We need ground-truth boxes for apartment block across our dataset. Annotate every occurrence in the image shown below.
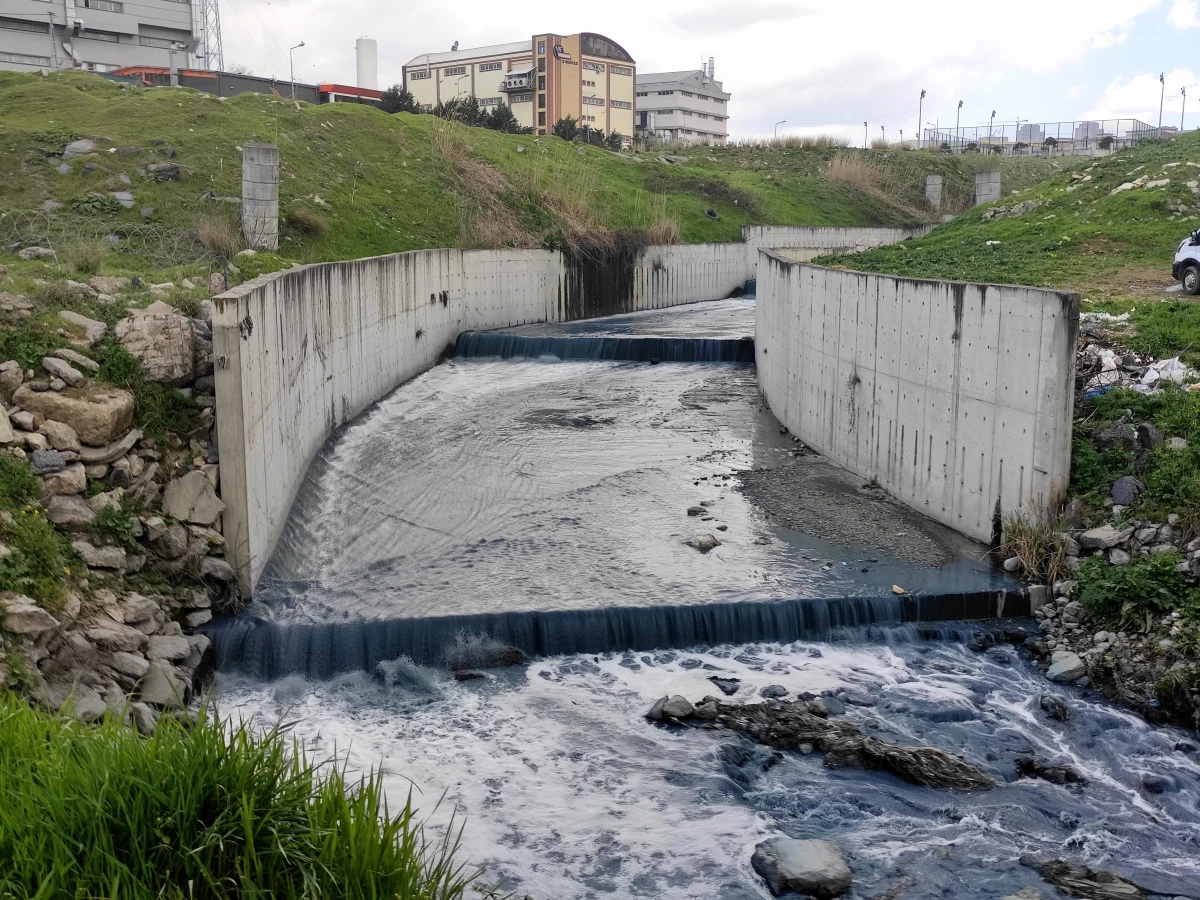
[0,0,200,73]
[635,68,730,145]
[403,32,636,138]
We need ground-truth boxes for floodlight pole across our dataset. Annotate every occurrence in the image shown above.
[289,41,305,100]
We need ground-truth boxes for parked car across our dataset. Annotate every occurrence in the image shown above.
[1173,230,1200,295]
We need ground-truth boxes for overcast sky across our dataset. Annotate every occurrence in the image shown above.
[221,0,1200,140]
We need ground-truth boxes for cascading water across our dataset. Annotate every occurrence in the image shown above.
[212,297,1200,898]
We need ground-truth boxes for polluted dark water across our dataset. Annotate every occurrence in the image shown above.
[214,298,1200,898]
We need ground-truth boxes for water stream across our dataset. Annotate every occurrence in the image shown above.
[213,298,1200,898]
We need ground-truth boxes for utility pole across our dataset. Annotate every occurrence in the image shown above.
[1183,86,1188,132]
[918,89,925,149]
[289,41,305,100]
[956,100,963,152]
[880,124,885,146]
[863,121,867,149]
[989,110,996,147]
[774,119,786,138]
[46,12,58,71]
[1159,73,1166,130]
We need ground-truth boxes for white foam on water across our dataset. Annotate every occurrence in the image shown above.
[216,637,1200,899]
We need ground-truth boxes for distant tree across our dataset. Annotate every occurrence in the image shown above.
[485,104,531,134]
[1014,141,1029,152]
[1098,135,1115,150]
[434,96,485,127]
[605,130,625,152]
[1044,136,1059,148]
[553,116,579,141]
[964,141,979,153]
[226,63,251,76]
[380,84,419,114]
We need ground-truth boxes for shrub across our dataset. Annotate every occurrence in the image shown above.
[647,217,681,245]
[91,341,195,439]
[92,502,139,552]
[1072,552,1196,632]
[70,193,122,216]
[0,456,41,508]
[1001,512,1068,583]
[0,327,64,372]
[0,506,73,605]
[194,215,242,258]
[553,115,579,141]
[0,695,477,900]
[285,205,330,237]
[62,241,108,276]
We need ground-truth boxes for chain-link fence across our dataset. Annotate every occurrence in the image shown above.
[0,209,215,269]
[920,118,1164,156]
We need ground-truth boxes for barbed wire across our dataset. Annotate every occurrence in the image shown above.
[0,210,216,269]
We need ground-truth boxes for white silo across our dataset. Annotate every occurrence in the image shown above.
[356,37,378,90]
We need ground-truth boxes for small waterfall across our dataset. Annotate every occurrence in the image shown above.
[455,332,756,363]
[208,589,1026,680]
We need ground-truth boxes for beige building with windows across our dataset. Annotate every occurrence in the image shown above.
[635,67,730,145]
[403,32,636,138]
[0,0,201,73]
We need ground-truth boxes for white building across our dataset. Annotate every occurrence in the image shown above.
[635,65,729,145]
[0,0,201,73]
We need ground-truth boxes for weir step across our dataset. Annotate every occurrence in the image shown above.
[455,332,756,363]
[208,590,1028,680]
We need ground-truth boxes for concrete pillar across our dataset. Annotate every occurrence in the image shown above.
[925,174,943,210]
[974,169,1001,206]
[241,143,279,251]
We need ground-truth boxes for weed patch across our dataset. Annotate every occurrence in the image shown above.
[0,506,74,605]
[1072,552,1198,633]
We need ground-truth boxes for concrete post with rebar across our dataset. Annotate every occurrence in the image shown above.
[241,143,279,251]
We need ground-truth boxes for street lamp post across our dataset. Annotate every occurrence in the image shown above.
[989,110,996,148]
[289,41,305,100]
[863,121,867,149]
[1183,86,1188,132]
[880,124,885,146]
[774,119,786,138]
[955,100,963,152]
[917,89,925,149]
[1159,73,1166,130]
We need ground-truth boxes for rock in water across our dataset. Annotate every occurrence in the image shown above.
[680,697,993,789]
[1020,855,1148,899]
[1039,694,1070,722]
[688,532,721,552]
[1046,652,1086,682]
[660,695,694,719]
[707,675,740,696]
[751,837,852,899]
[1015,756,1085,785]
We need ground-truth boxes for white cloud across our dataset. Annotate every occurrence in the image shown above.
[1168,0,1200,28]
[1086,68,1200,124]
[1091,31,1128,48]
[219,0,1165,136]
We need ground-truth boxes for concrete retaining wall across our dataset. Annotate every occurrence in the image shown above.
[742,225,932,262]
[754,252,1078,545]
[214,242,750,596]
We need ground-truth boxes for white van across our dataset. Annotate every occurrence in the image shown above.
[1173,230,1200,294]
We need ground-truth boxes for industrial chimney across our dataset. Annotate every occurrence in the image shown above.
[356,37,378,90]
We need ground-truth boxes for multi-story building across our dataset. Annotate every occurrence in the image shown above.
[0,0,201,73]
[403,32,636,138]
[635,66,730,145]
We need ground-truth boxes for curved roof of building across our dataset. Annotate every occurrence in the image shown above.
[404,41,530,68]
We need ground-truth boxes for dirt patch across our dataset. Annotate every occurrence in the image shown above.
[738,461,970,567]
[1067,263,1176,300]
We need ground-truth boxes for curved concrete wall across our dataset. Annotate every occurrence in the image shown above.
[754,252,1078,545]
[213,243,752,596]
[742,225,932,261]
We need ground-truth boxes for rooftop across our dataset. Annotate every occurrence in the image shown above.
[404,40,531,69]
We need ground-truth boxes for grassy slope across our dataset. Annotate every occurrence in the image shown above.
[0,71,933,271]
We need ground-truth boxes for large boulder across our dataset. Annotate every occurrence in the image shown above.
[13,383,135,446]
[1078,524,1133,551]
[162,470,225,526]
[751,838,853,899]
[115,301,196,385]
[46,494,96,528]
[57,311,107,347]
[1046,651,1086,683]
[0,594,60,636]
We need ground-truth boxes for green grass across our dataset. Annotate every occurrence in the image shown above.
[0,693,478,900]
[0,456,74,605]
[1072,552,1198,633]
[817,131,1200,300]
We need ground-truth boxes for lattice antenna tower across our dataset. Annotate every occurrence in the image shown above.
[198,0,224,71]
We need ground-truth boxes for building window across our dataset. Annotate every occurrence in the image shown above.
[479,62,502,72]
[81,29,120,42]
[583,96,605,106]
[538,41,545,54]
[537,93,545,108]
[138,36,173,48]
[682,110,693,116]
[0,17,50,33]
[84,0,124,10]
[420,104,434,112]
[610,65,632,76]
[610,100,631,109]
[583,61,605,72]
[538,112,546,126]
[636,92,648,97]
[479,97,502,106]
[657,90,673,95]
[0,50,51,65]
[537,75,545,90]
[444,66,465,76]
[681,91,693,97]
[537,58,545,72]
[510,92,532,103]
[581,34,632,62]
[409,70,430,80]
